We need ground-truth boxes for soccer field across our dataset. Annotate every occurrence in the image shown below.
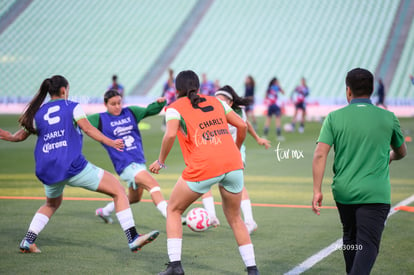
[0,114,413,274]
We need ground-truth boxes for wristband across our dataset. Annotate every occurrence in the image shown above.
[157,160,167,169]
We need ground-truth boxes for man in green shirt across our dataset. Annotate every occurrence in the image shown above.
[312,68,407,275]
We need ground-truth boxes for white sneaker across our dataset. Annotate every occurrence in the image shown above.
[96,208,113,224]
[245,221,258,234]
[298,126,304,133]
[209,216,220,228]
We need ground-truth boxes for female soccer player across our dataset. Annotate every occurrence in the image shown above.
[290,77,310,133]
[0,76,159,253]
[149,70,259,275]
[263,77,285,140]
[201,85,271,234]
[89,89,173,223]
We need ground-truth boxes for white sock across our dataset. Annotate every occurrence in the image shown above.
[115,208,135,231]
[241,199,254,223]
[239,243,256,267]
[156,200,168,218]
[29,213,49,234]
[167,238,182,262]
[202,196,217,218]
[102,201,115,216]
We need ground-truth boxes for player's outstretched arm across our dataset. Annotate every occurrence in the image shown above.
[247,120,270,149]
[149,119,179,174]
[77,118,124,151]
[312,142,331,215]
[0,128,30,142]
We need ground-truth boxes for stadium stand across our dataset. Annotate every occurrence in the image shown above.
[0,0,412,108]
[0,0,197,102]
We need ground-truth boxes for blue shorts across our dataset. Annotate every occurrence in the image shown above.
[245,104,254,112]
[120,162,147,190]
[44,162,104,198]
[186,169,244,194]
[295,102,306,110]
[267,104,281,117]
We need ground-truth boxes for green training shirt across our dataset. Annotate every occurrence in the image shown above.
[317,98,405,204]
[87,101,165,128]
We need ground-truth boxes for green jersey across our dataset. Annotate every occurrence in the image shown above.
[317,99,404,204]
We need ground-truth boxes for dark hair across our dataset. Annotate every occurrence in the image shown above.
[345,68,373,97]
[104,89,122,103]
[216,85,251,111]
[175,70,200,104]
[246,75,255,87]
[18,75,68,135]
[266,77,277,95]
[112,75,118,82]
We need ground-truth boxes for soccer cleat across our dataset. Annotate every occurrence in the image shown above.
[298,126,304,133]
[245,221,258,235]
[96,208,113,224]
[19,239,41,253]
[246,265,260,275]
[158,261,185,275]
[277,135,285,141]
[209,216,220,228]
[129,230,159,252]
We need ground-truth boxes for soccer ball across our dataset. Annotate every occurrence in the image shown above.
[186,207,210,232]
[283,123,294,133]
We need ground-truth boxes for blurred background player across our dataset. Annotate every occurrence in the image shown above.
[202,85,271,234]
[375,78,387,109]
[0,75,158,253]
[410,74,414,85]
[88,90,176,224]
[263,77,285,141]
[290,77,310,133]
[161,69,176,131]
[244,75,257,130]
[200,73,215,96]
[108,74,125,97]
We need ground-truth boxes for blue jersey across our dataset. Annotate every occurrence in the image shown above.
[99,108,145,174]
[34,100,87,185]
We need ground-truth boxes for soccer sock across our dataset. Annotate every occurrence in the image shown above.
[276,127,281,136]
[241,199,254,223]
[300,122,304,128]
[102,201,115,216]
[202,196,217,218]
[115,208,138,242]
[239,243,256,267]
[25,213,49,243]
[263,127,269,136]
[167,238,182,262]
[156,200,168,218]
[291,122,296,129]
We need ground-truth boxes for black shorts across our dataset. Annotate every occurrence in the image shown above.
[295,102,306,110]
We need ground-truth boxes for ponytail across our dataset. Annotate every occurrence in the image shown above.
[18,75,68,135]
[215,85,251,111]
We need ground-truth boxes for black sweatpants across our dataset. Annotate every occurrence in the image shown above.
[336,202,390,275]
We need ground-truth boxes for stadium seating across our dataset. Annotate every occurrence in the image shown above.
[388,15,414,104]
[0,0,412,105]
[154,0,400,104]
[0,0,197,101]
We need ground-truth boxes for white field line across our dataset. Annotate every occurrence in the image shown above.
[284,194,414,275]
